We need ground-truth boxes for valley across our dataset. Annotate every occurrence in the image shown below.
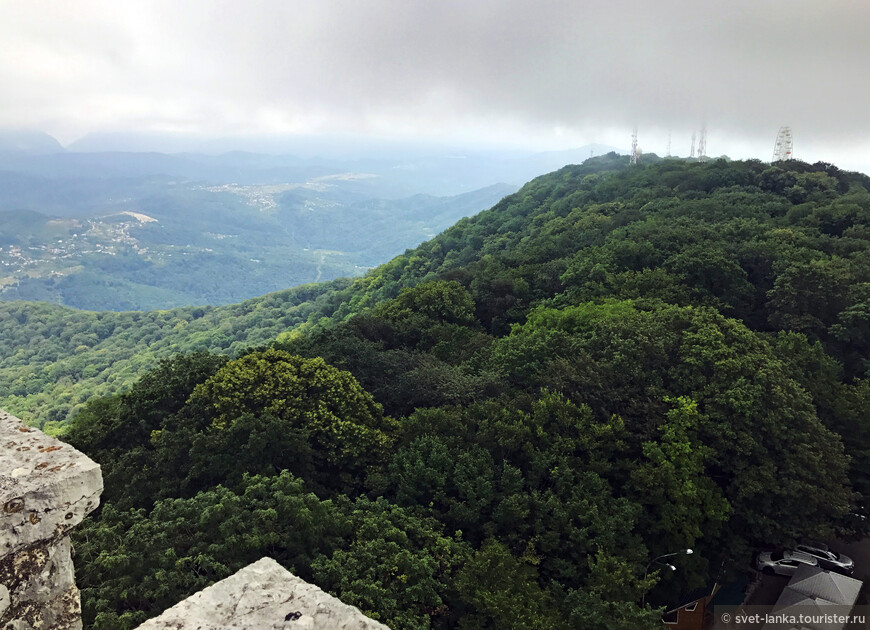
[0,167,516,310]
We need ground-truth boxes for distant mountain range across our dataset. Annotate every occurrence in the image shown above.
[0,130,66,154]
[0,130,621,311]
[0,176,515,310]
[0,129,622,196]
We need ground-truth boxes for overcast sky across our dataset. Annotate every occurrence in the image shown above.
[2,0,869,169]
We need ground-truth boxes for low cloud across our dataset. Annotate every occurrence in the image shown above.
[1,0,867,166]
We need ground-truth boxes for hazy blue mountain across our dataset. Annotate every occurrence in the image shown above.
[62,133,622,195]
[0,177,515,310]
[0,130,65,154]
[0,132,624,310]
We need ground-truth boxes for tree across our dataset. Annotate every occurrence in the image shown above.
[63,352,228,508]
[312,497,471,630]
[767,258,852,337]
[454,539,565,630]
[563,551,662,630]
[629,397,730,552]
[189,348,398,492]
[489,300,853,558]
[75,472,349,629]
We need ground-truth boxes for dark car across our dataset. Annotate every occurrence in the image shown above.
[795,542,854,575]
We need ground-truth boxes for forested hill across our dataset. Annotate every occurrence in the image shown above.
[45,154,870,628]
[5,154,870,430]
[0,280,348,428]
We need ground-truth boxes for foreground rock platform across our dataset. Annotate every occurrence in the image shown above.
[136,557,390,630]
[1,411,388,629]
[1,410,103,630]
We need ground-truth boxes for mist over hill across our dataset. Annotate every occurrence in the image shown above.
[2,131,622,194]
[0,130,66,154]
[5,4,870,628]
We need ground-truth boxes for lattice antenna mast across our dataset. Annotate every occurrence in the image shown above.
[697,125,707,162]
[666,132,672,158]
[630,127,639,165]
[773,126,794,162]
[690,131,696,158]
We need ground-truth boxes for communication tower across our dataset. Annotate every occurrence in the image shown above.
[630,127,639,165]
[773,126,794,162]
[666,132,672,157]
[690,131,696,158]
[697,125,707,162]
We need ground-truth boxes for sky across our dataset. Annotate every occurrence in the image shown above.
[2,0,869,170]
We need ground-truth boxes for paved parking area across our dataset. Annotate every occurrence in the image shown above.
[711,574,788,630]
[830,538,870,580]
[744,574,789,607]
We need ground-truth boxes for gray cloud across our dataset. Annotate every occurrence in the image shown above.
[1,0,868,167]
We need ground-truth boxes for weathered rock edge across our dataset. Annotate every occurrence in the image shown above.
[135,557,391,630]
[1,409,103,630]
[1,410,102,556]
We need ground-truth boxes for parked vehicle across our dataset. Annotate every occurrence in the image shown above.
[795,542,854,575]
[755,550,818,576]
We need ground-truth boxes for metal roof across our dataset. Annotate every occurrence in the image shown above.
[785,564,861,606]
[763,565,863,630]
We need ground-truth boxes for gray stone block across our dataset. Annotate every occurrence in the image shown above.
[136,557,391,630]
[1,410,102,630]
[1,411,102,557]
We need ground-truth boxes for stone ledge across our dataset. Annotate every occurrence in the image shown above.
[0,537,80,628]
[1,411,102,558]
[135,557,391,630]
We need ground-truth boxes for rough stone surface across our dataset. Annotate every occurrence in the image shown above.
[135,557,391,630]
[1,410,102,630]
[0,537,81,629]
[1,410,102,556]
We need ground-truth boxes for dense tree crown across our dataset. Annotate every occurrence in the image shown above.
[60,156,870,628]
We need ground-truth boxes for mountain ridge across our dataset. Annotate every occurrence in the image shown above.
[52,153,870,630]
[3,154,868,431]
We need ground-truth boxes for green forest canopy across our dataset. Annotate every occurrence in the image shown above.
[17,154,870,627]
